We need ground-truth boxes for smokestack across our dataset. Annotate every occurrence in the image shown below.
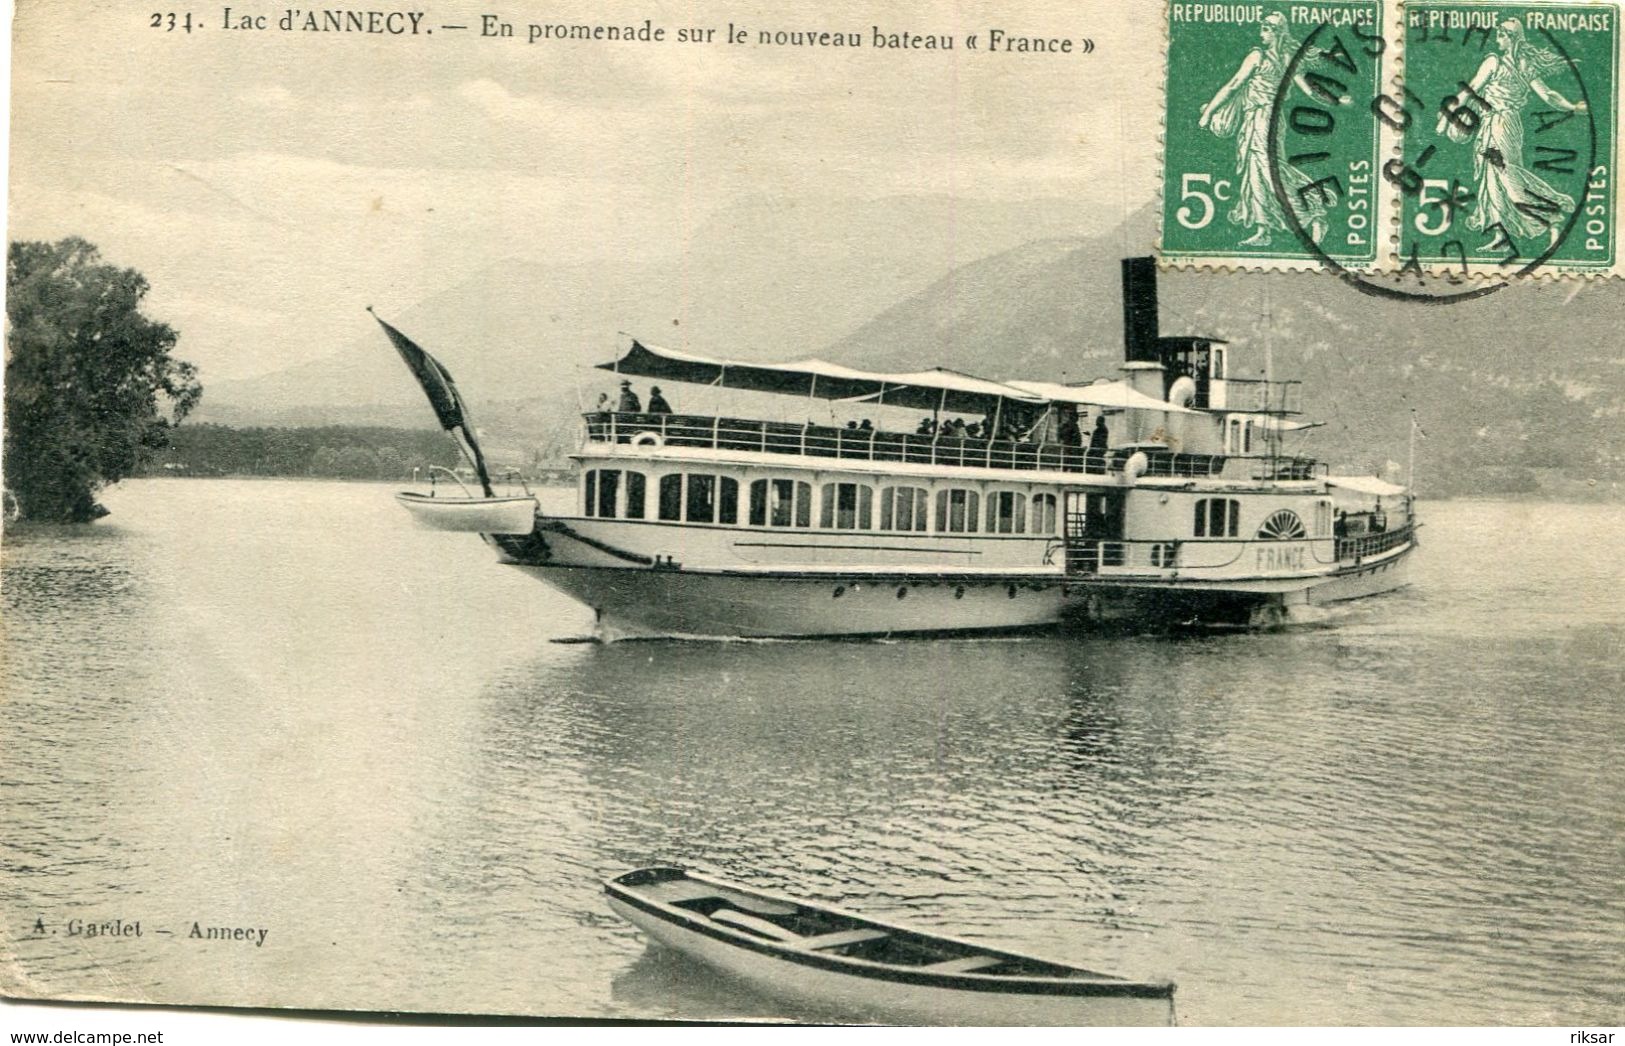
[1121,257,1159,363]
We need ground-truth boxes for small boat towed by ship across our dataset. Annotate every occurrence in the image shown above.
[375,258,1417,638]
[604,866,1176,1026]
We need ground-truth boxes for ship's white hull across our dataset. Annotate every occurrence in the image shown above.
[1305,546,1411,605]
[516,563,1071,638]
[508,548,1412,638]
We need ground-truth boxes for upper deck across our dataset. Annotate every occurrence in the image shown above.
[582,411,1325,483]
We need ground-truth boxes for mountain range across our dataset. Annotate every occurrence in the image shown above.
[195,197,1624,498]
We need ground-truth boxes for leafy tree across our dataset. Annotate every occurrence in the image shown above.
[5,238,201,521]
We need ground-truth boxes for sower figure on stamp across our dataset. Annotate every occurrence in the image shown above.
[1198,12,1347,247]
[1438,19,1586,251]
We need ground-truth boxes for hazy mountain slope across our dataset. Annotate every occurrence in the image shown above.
[197,194,1623,497]
[196,194,1109,424]
[828,229,1624,495]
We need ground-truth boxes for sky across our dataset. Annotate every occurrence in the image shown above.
[9,0,1164,382]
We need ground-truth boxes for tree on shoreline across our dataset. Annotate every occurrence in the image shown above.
[5,238,202,522]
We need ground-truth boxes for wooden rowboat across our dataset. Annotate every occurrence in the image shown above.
[604,866,1175,1026]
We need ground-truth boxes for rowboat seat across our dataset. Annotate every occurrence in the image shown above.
[920,955,1003,973]
[644,879,726,904]
[725,896,798,916]
[710,908,796,940]
[648,879,797,916]
[795,928,889,951]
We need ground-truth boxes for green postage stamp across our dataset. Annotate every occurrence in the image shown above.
[1160,0,1625,278]
[1397,2,1619,275]
[1160,0,1388,270]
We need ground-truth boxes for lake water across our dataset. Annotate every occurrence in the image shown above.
[3,478,1622,1025]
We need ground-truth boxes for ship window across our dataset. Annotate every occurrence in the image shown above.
[1195,498,1239,537]
[718,477,738,525]
[879,486,928,532]
[1257,509,1306,540]
[584,470,597,517]
[1227,417,1254,455]
[749,480,767,526]
[749,478,811,528]
[987,491,1027,534]
[1032,493,1058,535]
[625,472,646,519]
[595,469,621,519]
[935,489,980,533]
[658,474,682,521]
[820,482,873,530]
[686,474,717,523]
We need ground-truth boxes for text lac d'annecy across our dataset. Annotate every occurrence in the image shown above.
[222,8,430,32]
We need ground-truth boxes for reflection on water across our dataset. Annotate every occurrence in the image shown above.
[2,480,1623,1024]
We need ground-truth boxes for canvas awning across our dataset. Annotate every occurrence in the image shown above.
[1258,417,1323,432]
[1004,379,1198,415]
[1327,475,1406,496]
[599,339,1048,414]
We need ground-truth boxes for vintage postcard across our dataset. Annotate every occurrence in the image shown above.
[3,0,1622,1030]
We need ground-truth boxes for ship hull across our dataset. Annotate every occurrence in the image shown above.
[509,546,1412,639]
[513,563,1072,639]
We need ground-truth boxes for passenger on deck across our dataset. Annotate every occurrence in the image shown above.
[1335,510,1348,538]
[1087,416,1110,470]
[1372,500,1387,532]
[616,380,642,413]
[1058,410,1081,446]
[916,417,936,435]
[858,419,874,431]
[595,392,610,412]
[647,386,673,414]
[846,420,859,430]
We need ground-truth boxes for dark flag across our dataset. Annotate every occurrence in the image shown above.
[368,308,494,496]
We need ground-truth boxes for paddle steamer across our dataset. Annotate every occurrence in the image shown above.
[385,258,1416,637]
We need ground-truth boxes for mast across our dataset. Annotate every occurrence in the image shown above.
[1408,409,1419,501]
[1263,281,1280,480]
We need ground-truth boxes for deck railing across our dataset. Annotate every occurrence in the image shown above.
[1335,523,1413,561]
[584,411,1122,473]
[1251,457,1323,481]
[583,411,1243,478]
[1064,539,1183,574]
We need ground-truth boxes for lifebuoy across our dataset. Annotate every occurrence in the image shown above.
[1167,376,1198,409]
[631,431,664,447]
[1122,451,1150,485]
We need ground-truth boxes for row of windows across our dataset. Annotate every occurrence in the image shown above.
[589,471,1323,540]
[583,470,1059,535]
